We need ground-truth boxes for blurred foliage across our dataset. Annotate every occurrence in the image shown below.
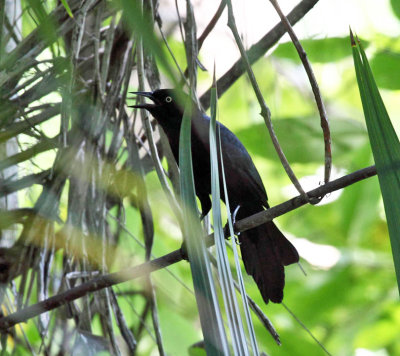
[273,37,359,63]
[0,0,399,355]
[391,0,400,20]
[370,51,400,90]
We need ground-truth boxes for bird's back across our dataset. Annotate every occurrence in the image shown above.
[191,112,269,210]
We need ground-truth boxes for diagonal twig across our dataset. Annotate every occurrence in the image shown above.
[225,0,312,201]
[197,0,226,51]
[282,302,332,356]
[200,0,321,109]
[269,0,331,185]
[182,0,227,78]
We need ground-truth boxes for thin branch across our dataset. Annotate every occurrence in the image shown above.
[174,0,185,47]
[0,165,377,331]
[181,0,226,78]
[197,0,226,51]
[268,0,331,184]
[135,22,184,232]
[0,136,59,172]
[156,23,187,84]
[200,0,321,109]
[0,105,61,144]
[236,165,377,233]
[0,249,182,331]
[245,291,281,345]
[0,170,51,198]
[282,302,332,356]
[93,3,106,104]
[109,289,137,353]
[225,0,311,201]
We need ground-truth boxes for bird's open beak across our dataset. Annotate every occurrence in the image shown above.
[129,91,157,109]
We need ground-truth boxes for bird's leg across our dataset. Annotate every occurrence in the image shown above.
[223,205,241,244]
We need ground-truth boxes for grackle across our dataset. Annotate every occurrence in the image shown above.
[131,89,299,304]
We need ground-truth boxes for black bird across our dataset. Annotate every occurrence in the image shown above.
[131,89,299,303]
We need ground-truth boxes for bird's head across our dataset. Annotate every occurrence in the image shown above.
[130,89,189,129]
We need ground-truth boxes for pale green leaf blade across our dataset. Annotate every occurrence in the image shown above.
[209,85,251,355]
[179,100,229,355]
[60,0,74,18]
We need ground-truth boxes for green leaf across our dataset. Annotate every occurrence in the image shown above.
[237,117,367,164]
[60,0,74,18]
[351,31,400,296]
[390,0,400,20]
[189,344,207,356]
[209,86,255,355]
[179,99,229,356]
[370,51,400,90]
[25,0,58,51]
[273,37,357,63]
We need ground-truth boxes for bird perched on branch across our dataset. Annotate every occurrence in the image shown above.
[130,89,299,304]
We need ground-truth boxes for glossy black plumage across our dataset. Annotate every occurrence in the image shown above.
[131,89,299,303]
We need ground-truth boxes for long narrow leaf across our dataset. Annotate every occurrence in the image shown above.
[351,31,400,295]
[179,102,229,355]
[209,85,250,355]
[60,0,74,18]
[218,118,260,356]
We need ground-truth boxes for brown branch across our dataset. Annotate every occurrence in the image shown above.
[268,0,332,185]
[0,170,50,198]
[236,165,377,233]
[0,250,183,332]
[200,0,321,109]
[225,0,310,201]
[0,165,377,331]
[181,0,226,79]
[0,136,59,172]
[197,0,226,51]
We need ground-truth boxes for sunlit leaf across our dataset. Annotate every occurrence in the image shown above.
[370,50,400,90]
[237,117,367,164]
[273,37,360,63]
[351,31,400,295]
[390,0,400,20]
[60,0,74,18]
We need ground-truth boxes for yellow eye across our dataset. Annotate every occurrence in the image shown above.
[165,96,172,103]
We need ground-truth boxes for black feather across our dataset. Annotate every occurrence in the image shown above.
[131,89,300,303]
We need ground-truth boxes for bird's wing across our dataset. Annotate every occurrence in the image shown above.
[193,113,269,208]
[219,122,269,206]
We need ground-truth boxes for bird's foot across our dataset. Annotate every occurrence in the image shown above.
[230,205,242,244]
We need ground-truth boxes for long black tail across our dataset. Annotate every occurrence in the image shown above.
[237,207,299,304]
